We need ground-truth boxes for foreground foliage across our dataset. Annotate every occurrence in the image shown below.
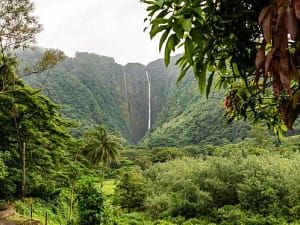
[0,55,76,200]
[143,0,300,132]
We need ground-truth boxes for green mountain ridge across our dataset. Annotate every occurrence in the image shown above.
[19,49,250,145]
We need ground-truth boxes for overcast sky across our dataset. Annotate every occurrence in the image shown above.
[31,0,163,65]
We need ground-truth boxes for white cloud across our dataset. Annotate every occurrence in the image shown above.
[32,0,162,65]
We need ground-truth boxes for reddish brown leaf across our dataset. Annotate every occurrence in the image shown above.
[280,100,288,121]
[262,8,273,43]
[295,42,300,65]
[285,5,298,40]
[280,53,289,74]
[285,101,300,130]
[278,24,288,53]
[287,111,298,130]
[294,0,300,19]
[272,62,282,97]
[279,67,292,95]
[289,54,299,81]
[254,69,262,85]
[223,98,228,109]
[276,6,285,31]
[276,0,286,7]
[273,81,281,97]
[259,6,270,25]
[265,48,275,71]
[255,42,266,69]
[223,95,233,112]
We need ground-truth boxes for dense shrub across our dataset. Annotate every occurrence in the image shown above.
[125,145,300,223]
[114,171,147,211]
[77,177,108,225]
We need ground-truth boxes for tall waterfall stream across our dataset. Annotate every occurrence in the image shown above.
[146,71,151,130]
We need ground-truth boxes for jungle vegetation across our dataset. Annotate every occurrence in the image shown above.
[0,0,300,225]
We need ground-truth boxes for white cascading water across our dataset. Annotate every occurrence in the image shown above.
[145,71,151,130]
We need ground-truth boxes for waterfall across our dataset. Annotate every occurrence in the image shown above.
[146,71,151,130]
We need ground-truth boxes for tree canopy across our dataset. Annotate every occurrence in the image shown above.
[82,125,125,178]
[0,53,76,199]
[0,0,42,53]
[143,0,300,133]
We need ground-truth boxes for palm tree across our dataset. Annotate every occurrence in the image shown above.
[82,125,124,179]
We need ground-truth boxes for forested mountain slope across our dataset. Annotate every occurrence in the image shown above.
[141,58,250,147]
[19,49,251,145]
[20,51,130,139]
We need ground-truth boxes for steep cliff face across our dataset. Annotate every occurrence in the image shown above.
[123,63,148,143]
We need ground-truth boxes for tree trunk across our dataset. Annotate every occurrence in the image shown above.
[68,149,79,224]
[68,182,74,224]
[22,142,26,200]
[101,166,105,187]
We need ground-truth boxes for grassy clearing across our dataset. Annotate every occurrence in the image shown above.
[102,179,116,198]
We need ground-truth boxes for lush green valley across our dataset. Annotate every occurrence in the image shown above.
[19,49,252,146]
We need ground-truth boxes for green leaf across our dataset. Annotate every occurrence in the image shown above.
[159,28,170,52]
[199,64,207,94]
[177,62,190,84]
[184,38,194,65]
[281,123,288,132]
[156,9,169,19]
[151,18,169,25]
[206,72,214,98]
[143,0,157,4]
[192,8,204,17]
[164,34,177,66]
[222,78,228,89]
[194,61,207,94]
[175,55,186,67]
[218,60,227,75]
[156,0,164,7]
[175,28,184,40]
[164,44,171,66]
[146,4,160,12]
[232,62,240,75]
[150,25,169,39]
[190,28,204,45]
[166,33,177,51]
[181,18,192,32]
[207,61,215,72]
